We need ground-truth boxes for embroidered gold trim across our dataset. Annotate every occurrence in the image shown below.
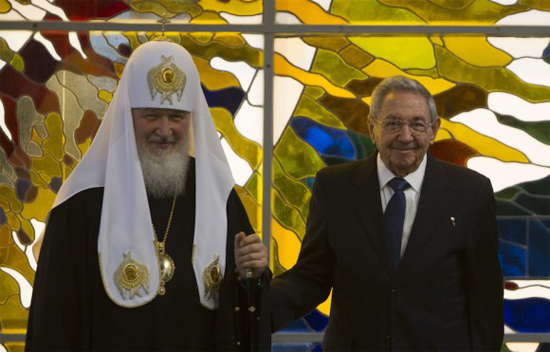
[147,55,186,105]
[114,251,150,300]
[203,254,223,302]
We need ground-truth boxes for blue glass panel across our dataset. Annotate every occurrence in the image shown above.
[279,318,312,333]
[528,219,550,277]
[304,309,329,332]
[544,42,550,64]
[499,241,526,277]
[311,344,323,352]
[201,84,244,116]
[291,118,355,159]
[542,219,550,231]
[497,219,527,245]
[15,178,32,201]
[272,343,314,352]
[504,298,550,333]
[49,176,63,193]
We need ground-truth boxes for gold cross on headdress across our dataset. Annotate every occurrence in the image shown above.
[157,13,170,38]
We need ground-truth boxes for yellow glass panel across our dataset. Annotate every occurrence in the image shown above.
[5,341,25,352]
[0,186,21,214]
[438,119,529,163]
[0,224,11,246]
[20,217,34,243]
[235,186,261,234]
[0,37,13,62]
[330,0,424,24]
[430,35,444,46]
[21,187,56,223]
[317,291,332,316]
[275,54,355,99]
[0,293,29,334]
[129,0,201,18]
[362,59,456,95]
[436,128,452,140]
[190,32,215,44]
[272,189,306,240]
[350,37,435,70]
[340,45,374,70]
[311,48,368,88]
[193,57,240,90]
[443,36,512,67]
[7,212,20,231]
[277,0,348,24]
[213,33,247,47]
[294,94,346,130]
[271,218,300,270]
[0,0,11,13]
[244,171,262,204]
[405,67,440,79]
[435,45,550,102]
[0,244,34,286]
[379,0,528,25]
[78,138,92,158]
[199,0,262,16]
[302,37,350,52]
[98,90,112,103]
[29,170,47,188]
[274,128,325,180]
[210,107,262,169]
[191,11,227,25]
[31,152,62,180]
[42,113,64,161]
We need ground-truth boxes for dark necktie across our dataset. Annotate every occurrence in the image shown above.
[385,177,410,269]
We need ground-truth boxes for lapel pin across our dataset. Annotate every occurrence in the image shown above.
[450,216,456,227]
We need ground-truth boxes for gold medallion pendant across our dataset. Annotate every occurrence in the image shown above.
[114,251,150,300]
[153,195,178,296]
[203,254,223,302]
[156,241,175,295]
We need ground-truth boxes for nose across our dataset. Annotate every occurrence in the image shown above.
[156,117,173,138]
[397,123,414,142]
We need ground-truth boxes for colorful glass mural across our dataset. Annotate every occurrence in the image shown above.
[1,0,550,351]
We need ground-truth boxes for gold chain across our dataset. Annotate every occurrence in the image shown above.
[152,194,178,252]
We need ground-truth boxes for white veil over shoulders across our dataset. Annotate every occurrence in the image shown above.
[53,40,234,309]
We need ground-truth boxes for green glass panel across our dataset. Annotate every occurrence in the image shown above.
[272,189,306,240]
[274,128,325,180]
[17,97,44,156]
[435,46,550,102]
[495,113,550,145]
[330,0,424,24]
[244,171,261,204]
[302,37,350,52]
[273,157,311,220]
[303,86,325,100]
[294,94,346,130]
[311,48,367,88]
[340,45,374,70]
[495,186,521,201]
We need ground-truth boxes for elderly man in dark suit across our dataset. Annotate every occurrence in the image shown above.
[271,75,503,351]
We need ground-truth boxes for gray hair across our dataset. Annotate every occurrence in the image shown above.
[369,76,438,123]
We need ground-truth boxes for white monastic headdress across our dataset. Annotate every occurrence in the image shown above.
[53,41,235,309]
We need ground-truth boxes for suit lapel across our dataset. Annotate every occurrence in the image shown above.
[397,154,452,277]
[351,154,395,278]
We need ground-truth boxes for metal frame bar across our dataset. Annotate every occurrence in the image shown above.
[1,21,550,37]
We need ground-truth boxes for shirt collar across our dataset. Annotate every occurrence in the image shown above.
[377,153,427,193]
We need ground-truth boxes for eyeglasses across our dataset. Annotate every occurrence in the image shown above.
[375,118,432,134]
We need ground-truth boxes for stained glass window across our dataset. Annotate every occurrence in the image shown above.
[1,0,549,351]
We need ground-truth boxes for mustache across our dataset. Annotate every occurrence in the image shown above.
[391,142,418,150]
[148,134,176,144]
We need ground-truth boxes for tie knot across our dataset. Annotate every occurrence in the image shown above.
[388,177,410,192]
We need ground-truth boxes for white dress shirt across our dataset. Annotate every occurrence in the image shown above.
[377,154,427,258]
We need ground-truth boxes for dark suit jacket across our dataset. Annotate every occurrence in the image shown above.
[271,153,503,351]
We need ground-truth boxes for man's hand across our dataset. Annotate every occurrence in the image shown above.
[234,232,268,280]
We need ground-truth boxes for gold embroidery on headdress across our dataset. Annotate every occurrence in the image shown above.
[114,251,150,300]
[147,55,186,105]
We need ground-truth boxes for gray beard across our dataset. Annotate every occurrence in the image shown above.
[137,137,190,199]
